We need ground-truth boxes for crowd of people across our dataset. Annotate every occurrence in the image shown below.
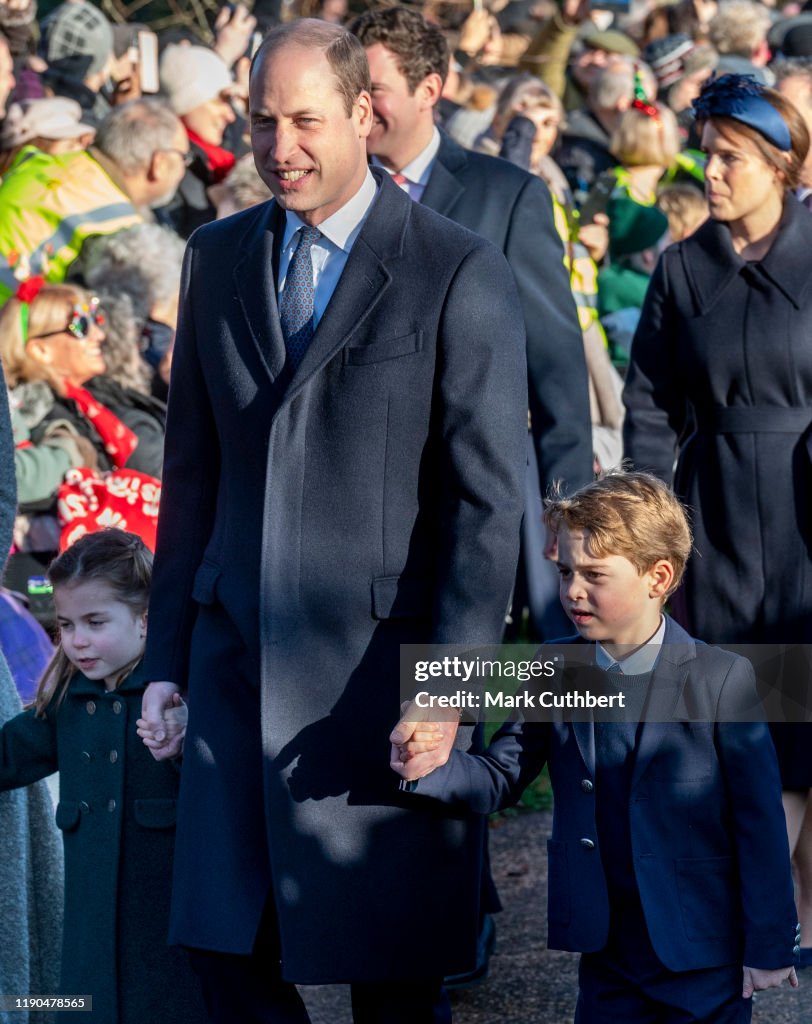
[0,0,809,1020]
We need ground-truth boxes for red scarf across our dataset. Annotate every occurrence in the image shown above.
[186,128,236,184]
[63,382,138,469]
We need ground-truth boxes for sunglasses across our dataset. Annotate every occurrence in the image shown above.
[36,298,106,342]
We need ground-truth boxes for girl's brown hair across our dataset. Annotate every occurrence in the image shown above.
[34,530,152,716]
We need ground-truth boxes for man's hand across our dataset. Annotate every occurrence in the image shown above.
[742,965,798,998]
[137,681,184,760]
[389,701,458,782]
[578,212,609,264]
[213,3,257,69]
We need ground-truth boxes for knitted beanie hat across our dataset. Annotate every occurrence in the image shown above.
[40,1,114,80]
[159,45,232,116]
[0,96,94,148]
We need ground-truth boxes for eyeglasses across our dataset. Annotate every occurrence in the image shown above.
[158,147,194,168]
[36,298,105,342]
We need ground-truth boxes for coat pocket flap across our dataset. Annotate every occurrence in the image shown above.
[344,332,422,366]
[134,798,177,829]
[55,801,81,831]
[191,560,221,605]
[371,575,432,620]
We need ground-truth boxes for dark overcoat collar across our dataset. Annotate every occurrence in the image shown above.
[420,130,465,216]
[231,167,411,396]
[682,195,812,315]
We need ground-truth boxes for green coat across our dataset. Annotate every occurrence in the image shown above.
[0,663,206,1024]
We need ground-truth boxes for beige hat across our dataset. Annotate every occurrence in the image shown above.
[159,44,233,116]
[0,97,95,149]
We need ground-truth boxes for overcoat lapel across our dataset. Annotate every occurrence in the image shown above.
[232,201,288,385]
[421,133,465,216]
[287,171,410,390]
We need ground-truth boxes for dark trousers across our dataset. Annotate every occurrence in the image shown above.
[575,902,752,1024]
[188,896,451,1024]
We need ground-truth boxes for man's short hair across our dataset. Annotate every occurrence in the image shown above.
[252,19,371,117]
[95,98,181,175]
[773,56,812,92]
[349,6,449,93]
[544,471,693,595]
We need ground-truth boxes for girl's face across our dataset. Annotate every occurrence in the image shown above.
[525,104,561,163]
[54,580,146,690]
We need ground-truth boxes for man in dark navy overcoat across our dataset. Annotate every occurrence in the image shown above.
[140,18,527,1023]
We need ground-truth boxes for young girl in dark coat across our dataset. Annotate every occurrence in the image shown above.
[0,529,206,1024]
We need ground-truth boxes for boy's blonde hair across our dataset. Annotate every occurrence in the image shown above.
[544,471,692,596]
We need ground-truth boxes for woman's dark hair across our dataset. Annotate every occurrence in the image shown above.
[34,530,152,715]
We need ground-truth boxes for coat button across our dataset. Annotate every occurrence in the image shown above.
[112,701,122,714]
[794,944,801,956]
[81,751,91,763]
[79,801,90,813]
[108,799,116,813]
[581,779,594,793]
[579,838,596,849]
[109,750,118,764]
[86,701,96,715]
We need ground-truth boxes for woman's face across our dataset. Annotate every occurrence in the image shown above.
[525,104,561,164]
[30,305,106,386]
[701,119,784,228]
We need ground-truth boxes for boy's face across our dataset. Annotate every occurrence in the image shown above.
[556,527,671,652]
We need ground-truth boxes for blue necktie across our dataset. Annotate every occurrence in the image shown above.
[280,225,321,369]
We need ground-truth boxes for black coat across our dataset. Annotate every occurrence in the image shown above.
[86,377,166,479]
[143,171,528,981]
[0,663,206,1024]
[623,197,812,645]
[423,132,593,495]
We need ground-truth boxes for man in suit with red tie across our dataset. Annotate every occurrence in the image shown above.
[139,19,527,1023]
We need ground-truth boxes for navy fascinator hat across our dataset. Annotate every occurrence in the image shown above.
[692,74,792,151]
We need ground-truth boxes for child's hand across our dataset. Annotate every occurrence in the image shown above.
[138,681,185,760]
[742,964,799,998]
[389,701,456,782]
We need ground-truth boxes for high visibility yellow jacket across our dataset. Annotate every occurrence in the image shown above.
[0,147,142,304]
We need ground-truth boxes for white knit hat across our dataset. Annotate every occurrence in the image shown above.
[159,45,233,116]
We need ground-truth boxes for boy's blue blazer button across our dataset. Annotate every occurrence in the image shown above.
[579,838,596,849]
[112,701,122,714]
[581,779,594,793]
[794,944,801,956]
[79,801,90,813]
[80,751,91,763]
[86,701,96,715]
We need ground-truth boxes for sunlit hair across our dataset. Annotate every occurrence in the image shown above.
[0,282,92,392]
[544,471,692,597]
[709,0,770,58]
[252,19,371,117]
[33,530,153,716]
[656,183,708,241]
[697,88,810,191]
[610,102,681,167]
[349,6,448,92]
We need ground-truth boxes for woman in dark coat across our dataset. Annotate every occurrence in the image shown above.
[623,74,812,963]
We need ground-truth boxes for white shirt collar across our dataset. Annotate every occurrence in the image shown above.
[371,126,441,189]
[595,615,666,675]
[282,169,377,254]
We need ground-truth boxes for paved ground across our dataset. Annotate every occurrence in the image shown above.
[301,810,811,1023]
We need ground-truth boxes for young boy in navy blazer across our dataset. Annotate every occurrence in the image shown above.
[393,472,799,1022]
